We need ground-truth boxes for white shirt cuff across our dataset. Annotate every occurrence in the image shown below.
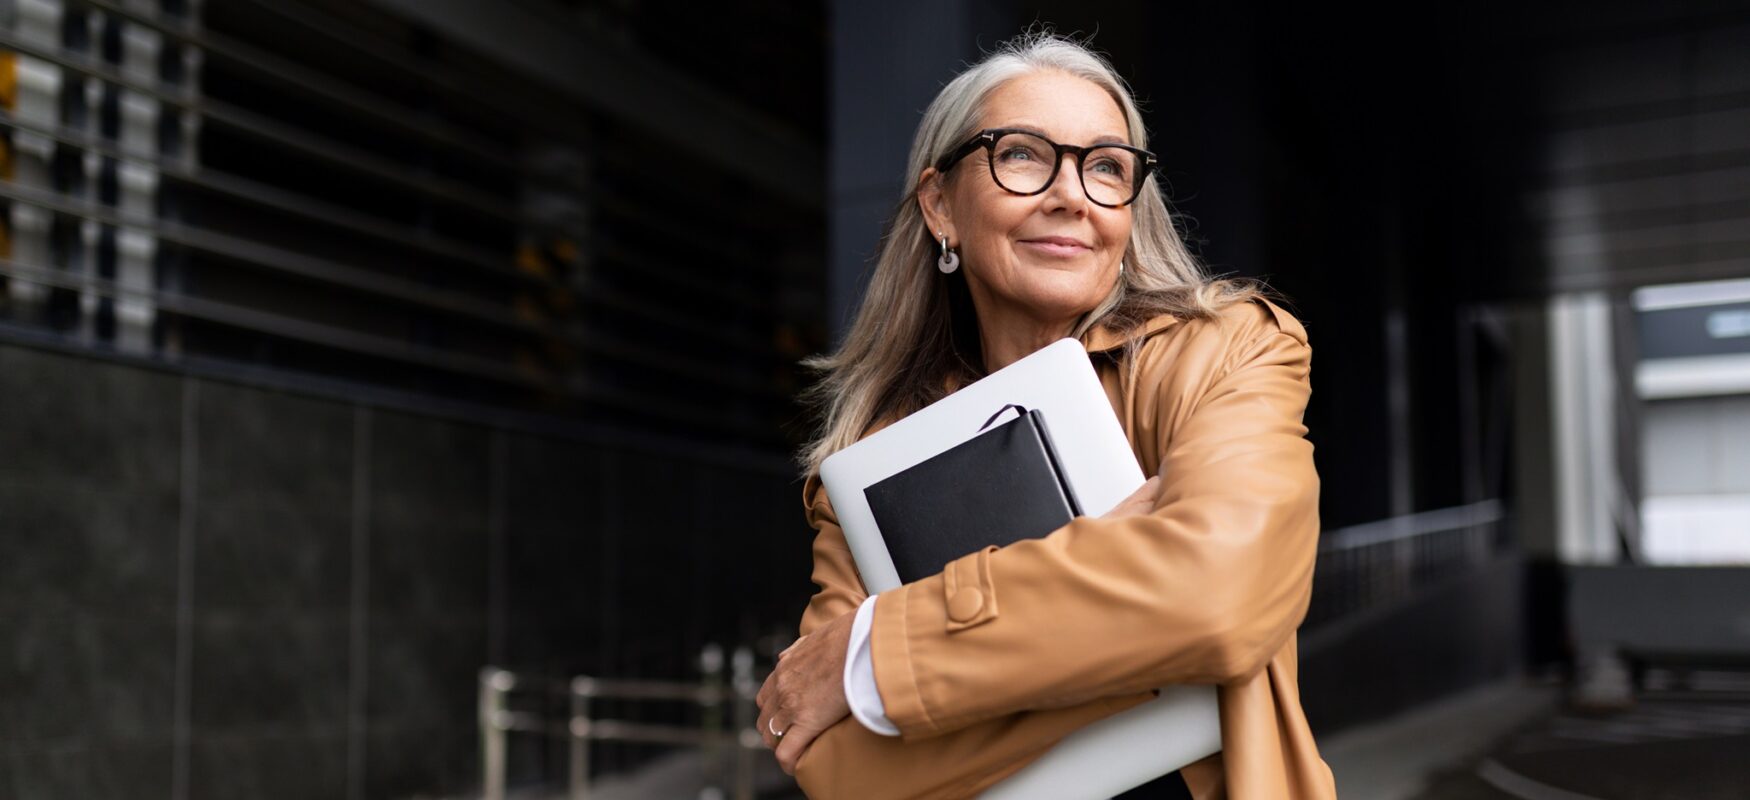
[843,594,900,736]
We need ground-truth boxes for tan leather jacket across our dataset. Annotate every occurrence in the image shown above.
[793,296,1337,800]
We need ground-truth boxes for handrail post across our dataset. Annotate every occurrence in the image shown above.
[480,667,514,800]
[731,646,756,800]
[699,643,726,792]
[569,676,595,800]
[481,649,776,799]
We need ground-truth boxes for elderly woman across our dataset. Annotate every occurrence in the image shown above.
[757,33,1336,800]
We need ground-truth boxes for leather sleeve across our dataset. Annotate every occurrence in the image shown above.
[868,313,1320,740]
[793,477,1154,799]
[798,474,868,639]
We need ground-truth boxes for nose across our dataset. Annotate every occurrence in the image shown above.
[1042,150,1088,214]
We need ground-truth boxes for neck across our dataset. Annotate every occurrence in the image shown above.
[975,307,1079,373]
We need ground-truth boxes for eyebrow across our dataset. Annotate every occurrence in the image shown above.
[998,123,1130,146]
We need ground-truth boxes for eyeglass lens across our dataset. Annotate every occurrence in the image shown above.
[988,131,1141,206]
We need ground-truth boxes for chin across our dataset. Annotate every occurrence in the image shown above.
[1015,283,1107,321]
[1023,268,1109,301]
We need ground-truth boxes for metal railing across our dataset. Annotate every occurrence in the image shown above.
[480,646,767,800]
[1305,499,1509,629]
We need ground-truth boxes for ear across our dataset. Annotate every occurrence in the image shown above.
[915,167,955,245]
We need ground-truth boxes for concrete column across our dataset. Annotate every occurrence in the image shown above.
[1549,291,1627,565]
[826,0,1008,341]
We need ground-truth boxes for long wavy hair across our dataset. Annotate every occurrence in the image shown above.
[798,31,1263,477]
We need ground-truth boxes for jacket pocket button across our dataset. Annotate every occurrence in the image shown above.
[947,588,985,623]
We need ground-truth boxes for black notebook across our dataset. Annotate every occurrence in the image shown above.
[863,405,1083,584]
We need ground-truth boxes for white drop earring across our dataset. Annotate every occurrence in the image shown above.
[937,234,959,274]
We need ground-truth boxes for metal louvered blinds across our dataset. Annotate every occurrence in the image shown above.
[0,0,822,447]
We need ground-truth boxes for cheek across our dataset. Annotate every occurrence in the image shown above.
[1100,215,1133,259]
[963,212,1024,264]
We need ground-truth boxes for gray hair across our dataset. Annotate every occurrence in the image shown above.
[798,30,1260,476]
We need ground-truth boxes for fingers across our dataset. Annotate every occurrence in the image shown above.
[755,670,782,748]
[759,709,784,750]
[758,634,807,749]
[773,721,819,776]
[755,669,774,713]
[757,701,786,750]
[754,625,850,772]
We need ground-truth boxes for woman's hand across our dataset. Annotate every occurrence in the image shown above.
[754,476,1158,775]
[1101,475,1162,519]
[756,608,855,775]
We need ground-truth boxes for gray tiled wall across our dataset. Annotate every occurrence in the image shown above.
[2,345,183,800]
[0,343,810,799]
[1642,394,1750,496]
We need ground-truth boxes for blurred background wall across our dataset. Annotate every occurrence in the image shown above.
[1,0,824,795]
[2,0,1746,798]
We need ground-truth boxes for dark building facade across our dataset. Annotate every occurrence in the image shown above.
[4,0,1747,797]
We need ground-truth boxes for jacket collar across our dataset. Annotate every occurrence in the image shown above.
[1080,312,1182,353]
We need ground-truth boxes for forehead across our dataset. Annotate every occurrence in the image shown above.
[978,71,1130,145]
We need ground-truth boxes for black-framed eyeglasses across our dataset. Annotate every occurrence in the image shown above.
[934,127,1157,208]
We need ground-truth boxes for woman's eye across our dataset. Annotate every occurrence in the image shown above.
[1089,158,1120,175]
[998,148,1034,161]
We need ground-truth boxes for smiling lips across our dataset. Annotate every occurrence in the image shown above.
[1019,236,1092,258]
